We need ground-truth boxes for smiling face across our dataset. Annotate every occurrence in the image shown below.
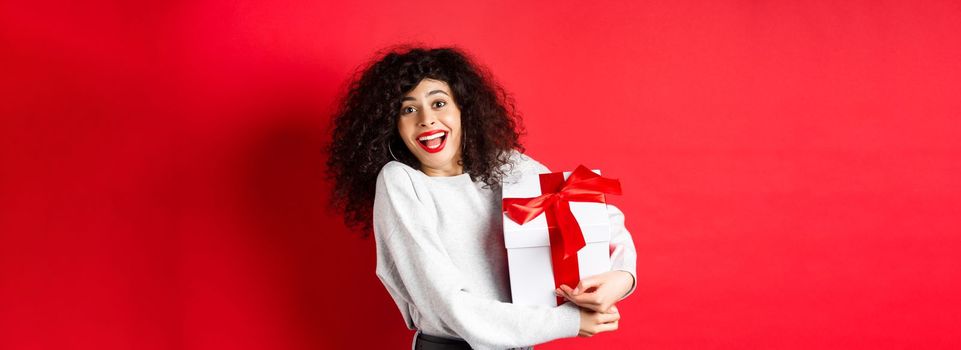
[397,78,464,176]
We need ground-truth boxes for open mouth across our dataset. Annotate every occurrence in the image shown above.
[416,130,448,154]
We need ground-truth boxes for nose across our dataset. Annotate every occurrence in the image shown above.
[417,110,438,127]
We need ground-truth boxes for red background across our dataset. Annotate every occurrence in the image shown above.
[2,0,960,349]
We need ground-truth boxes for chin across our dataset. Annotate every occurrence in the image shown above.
[416,152,455,168]
[409,142,460,170]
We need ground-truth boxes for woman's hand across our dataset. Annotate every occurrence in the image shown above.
[578,305,620,337]
[556,270,635,313]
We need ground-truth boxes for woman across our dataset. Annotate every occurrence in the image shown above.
[325,46,638,350]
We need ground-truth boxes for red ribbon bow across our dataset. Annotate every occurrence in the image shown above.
[502,165,623,260]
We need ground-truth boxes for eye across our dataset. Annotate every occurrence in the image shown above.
[433,100,447,108]
[401,106,416,115]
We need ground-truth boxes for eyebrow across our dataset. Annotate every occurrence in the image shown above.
[402,90,450,102]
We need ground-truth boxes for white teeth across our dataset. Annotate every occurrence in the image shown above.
[418,132,446,141]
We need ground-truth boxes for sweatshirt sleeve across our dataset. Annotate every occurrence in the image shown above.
[607,204,638,300]
[523,154,638,301]
[372,163,580,350]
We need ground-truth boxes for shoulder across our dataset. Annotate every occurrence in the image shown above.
[373,162,437,239]
[375,161,426,196]
[377,161,421,183]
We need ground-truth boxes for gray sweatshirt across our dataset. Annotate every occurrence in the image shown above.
[373,151,638,350]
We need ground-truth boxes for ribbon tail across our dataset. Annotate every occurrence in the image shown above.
[553,200,586,260]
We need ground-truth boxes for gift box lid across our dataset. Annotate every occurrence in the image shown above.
[502,169,611,249]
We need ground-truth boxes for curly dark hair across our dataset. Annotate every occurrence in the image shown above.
[325,45,526,237]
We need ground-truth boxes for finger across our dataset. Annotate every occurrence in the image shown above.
[596,311,621,324]
[565,291,602,307]
[599,304,614,314]
[559,284,580,299]
[601,315,620,325]
[561,285,607,309]
[574,277,602,295]
[594,321,619,334]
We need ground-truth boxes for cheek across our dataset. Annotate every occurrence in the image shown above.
[442,111,463,131]
[396,119,412,137]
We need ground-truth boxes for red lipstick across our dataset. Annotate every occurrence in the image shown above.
[415,129,448,153]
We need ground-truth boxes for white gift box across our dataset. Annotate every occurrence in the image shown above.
[502,169,612,307]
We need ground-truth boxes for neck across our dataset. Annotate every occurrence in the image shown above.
[421,150,464,177]
[421,162,464,177]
